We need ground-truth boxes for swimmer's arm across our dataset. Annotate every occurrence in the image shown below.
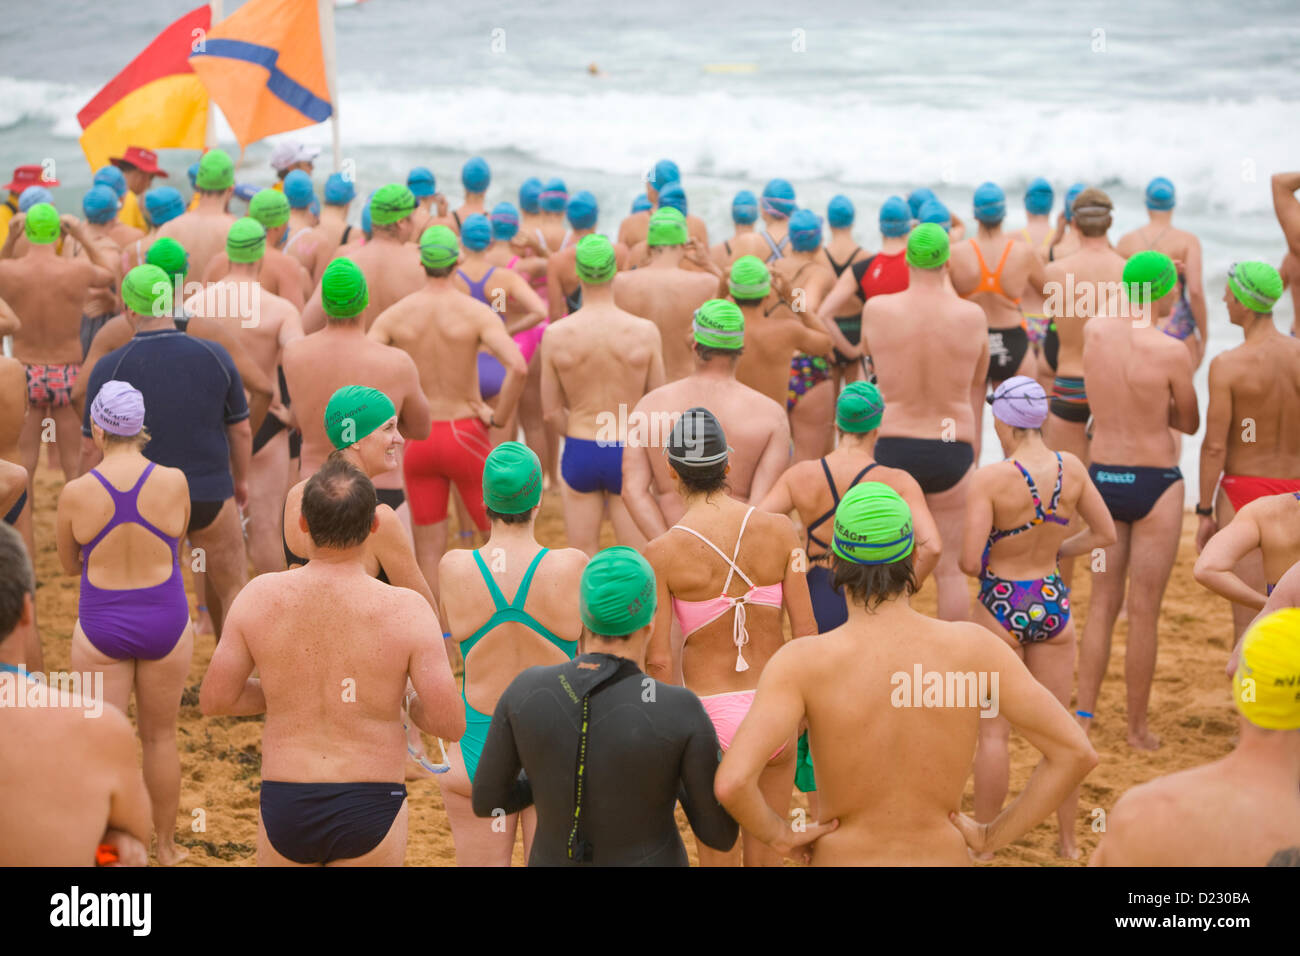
[0,460,23,520]
[1271,172,1300,258]
[502,273,546,335]
[71,319,123,407]
[407,600,464,740]
[101,707,152,852]
[747,412,793,508]
[364,306,397,345]
[972,327,991,394]
[546,256,566,321]
[621,432,668,539]
[716,650,835,858]
[1023,247,1049,300]
[780,520,817,638]
[0,214,23,259]
[373,514,436,609]
[644,542,675,683]
[226,420,252,510]
[1193,514,1268,610]
[956,636,1097,856]
[793,319,833,359]
[538,337,568,435]
[679,703,740,852]
[1183,235,1207,346]
[643,325,666,392]
[54,483,82,576]
[482,319,529,424]
[1058,463,1116,559]
[471,692,532,818]
[819,267,862,327]
[757,472,795,517]
[192,317,274,433]
[61,219,114,286]
[957,472,994,578]
[276,264,306,313]
[199,596,265,716]
[1196,357,1230,515]
[897,474,941,584]
[300,285,327,335]
[0,295,19,336]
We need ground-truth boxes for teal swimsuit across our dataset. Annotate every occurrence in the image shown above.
[460,548,577,782]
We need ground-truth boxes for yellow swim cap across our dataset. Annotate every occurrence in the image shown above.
[1233,608,1300,730]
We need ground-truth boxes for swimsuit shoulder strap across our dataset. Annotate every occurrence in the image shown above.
[971,238,992,277]
[995,239,1015,275]
[472,548,510,609]
[670,518,757,591]
[1045,452,1068,523]
[724,239,732,256]
[824,248,844,274]
[1010,459,1047,522]
[820,457,839,504]
[511,548,548,609]
[452,210,462,231]
[724,507,759,592]
[850,462,879,485]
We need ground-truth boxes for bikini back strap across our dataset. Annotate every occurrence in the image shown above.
[670,518,758,592]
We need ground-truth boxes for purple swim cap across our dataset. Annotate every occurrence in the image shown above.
[987,375,1047,428]
[91,380,146,436]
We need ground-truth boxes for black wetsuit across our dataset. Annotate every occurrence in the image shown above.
[471,653,739,866]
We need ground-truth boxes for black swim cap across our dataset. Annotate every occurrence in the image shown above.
[666,407,729,468]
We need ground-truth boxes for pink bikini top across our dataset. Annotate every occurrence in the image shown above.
[670,507,784,673]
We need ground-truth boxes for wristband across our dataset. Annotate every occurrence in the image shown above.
[1075,709,1093,719]
[1195,505,1213,517]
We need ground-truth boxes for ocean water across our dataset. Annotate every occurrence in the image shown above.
[3,0,1299,482]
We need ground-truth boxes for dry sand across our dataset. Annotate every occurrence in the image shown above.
[26,465,1238,866]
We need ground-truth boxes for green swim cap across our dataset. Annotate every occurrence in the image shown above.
[482,441,543,514]
[249,188,291,229]
[580,546,657,637]
[324,386,396,450]
[646,206,688,247]
[419,225,460,269]
[836,381,885,433]
[1122,250,1177,305]
[831,482,914,566]
[320,257,369,320]
[121,263,173,318]
[693,299,745,350]
[729,255,771,299]
[23,203,60,245]
[195,149,235,191]
[145,237,188,280]
[1228,260,1282,313]
[575,234,617,284]
[906,222,950,269]
[370,183,416,226]
[226,217,266,263]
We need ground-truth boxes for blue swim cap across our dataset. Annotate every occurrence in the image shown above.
[918,198,951,231]
[973,181,1006,224]
[657,181,687,215]
[788,208,824,251]
[519,177,543,214]
[93,165,127,199]
[827,194,855,228]
[879,196,911,237]
[82,185,119,224]
[284,169,315,209]
[761,178,796,218]
[491,201,520,240]
[1145,176,1175,211]
[361,191,374,239]
[907,187,937,219]
[143,186,185,227]
[1024,177,1053,215]
[731,190,758,225]
[462,157,490,194]
[566,190,598,229]
[650,159,679,192]
[18,186,53,213]
[1063,182,1085,222]
[186,162,199,189]
[540,177,568,212]
[460,213,492,250]
[325,172,356,205]
[631,194,652,213]
[407,166,436,198]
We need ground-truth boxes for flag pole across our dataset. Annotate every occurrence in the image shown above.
[319,0,341,171]
[205,0,223,149]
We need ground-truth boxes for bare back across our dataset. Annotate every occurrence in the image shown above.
[613,266,718,381]
[0,254,105,364]
[156,209,237,282]
[1044,245,1125,377]
[1212,333,1300,475]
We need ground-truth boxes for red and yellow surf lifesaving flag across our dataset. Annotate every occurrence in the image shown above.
[188,0,334,149]
[77,5,212,173]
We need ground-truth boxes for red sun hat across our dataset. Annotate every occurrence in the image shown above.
[4,164,59,193]
[110,146,168,177]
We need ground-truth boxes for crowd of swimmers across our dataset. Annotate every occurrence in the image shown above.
[0,144,1298,866]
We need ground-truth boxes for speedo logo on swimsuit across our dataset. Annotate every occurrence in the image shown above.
[1093,470,1136,484]
[0,670,104,718]
[890,664,1000,719]
[49,886,151,936]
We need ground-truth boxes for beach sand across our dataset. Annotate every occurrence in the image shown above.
[27,463,1238,866]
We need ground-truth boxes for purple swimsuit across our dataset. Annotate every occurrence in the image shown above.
[79,462,189,661]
